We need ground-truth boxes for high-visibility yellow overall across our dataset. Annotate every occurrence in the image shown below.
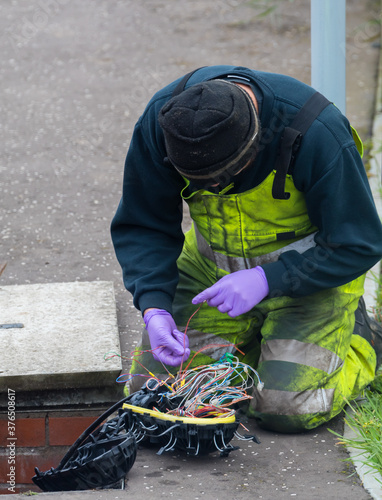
[129,167,376,433]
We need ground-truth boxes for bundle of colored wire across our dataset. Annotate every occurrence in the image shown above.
[151,354,263,418]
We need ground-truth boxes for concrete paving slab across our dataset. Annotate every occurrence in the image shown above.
[0,281,122,392]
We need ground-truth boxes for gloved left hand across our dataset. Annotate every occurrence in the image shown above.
[144,309,190,366]
[192,266,269,317]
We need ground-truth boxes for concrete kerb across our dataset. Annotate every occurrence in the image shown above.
[345,18,382,500]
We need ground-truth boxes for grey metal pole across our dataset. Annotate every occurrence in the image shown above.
[311,0,347,114]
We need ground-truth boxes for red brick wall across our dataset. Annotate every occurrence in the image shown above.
[0,411,99,494]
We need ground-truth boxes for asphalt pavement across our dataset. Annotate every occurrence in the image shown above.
[1,1,381,498]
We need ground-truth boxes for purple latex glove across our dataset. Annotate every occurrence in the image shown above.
[144,309,190,366]
[192,266,269,317]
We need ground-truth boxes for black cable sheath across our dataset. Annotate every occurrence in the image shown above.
[55,395,131,471]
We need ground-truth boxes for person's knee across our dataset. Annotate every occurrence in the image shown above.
[251,410,324,433]
[128,375,147,395]
[247,390,334,433]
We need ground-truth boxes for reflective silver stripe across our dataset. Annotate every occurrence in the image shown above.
[181,328,235,361]
[259,339,343,374]
[255,387,335,415]
[195,225,317,273]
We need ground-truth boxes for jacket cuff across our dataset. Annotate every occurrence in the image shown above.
[261,260,290,298]
[138,291,173,316]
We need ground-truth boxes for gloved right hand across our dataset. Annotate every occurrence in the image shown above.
[143,308,190,366]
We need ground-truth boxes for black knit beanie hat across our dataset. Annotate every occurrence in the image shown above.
[158,79,260,185]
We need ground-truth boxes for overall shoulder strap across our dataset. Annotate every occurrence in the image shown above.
[171,67,208,97]
[272,92,331,200]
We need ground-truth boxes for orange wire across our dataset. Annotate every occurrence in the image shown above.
[177,303,246,376]
[129,303,246,389]
[182,341,245,373]
[178,303,204,375]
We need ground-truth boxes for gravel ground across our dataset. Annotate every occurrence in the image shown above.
[1,1,381,498]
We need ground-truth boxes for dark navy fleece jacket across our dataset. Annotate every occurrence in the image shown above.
[111,65,382,314]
